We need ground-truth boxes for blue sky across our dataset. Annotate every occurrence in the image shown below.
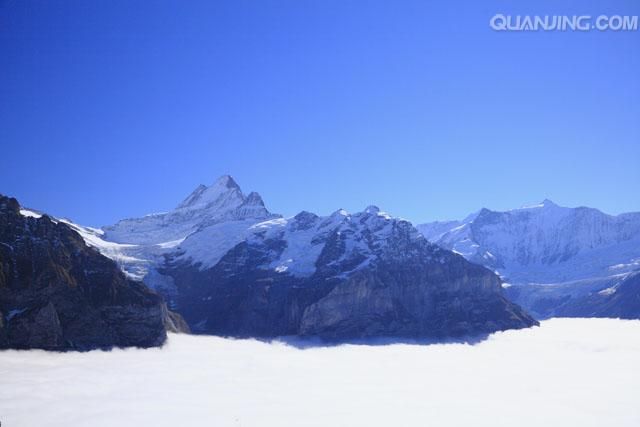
[1,0,639,226]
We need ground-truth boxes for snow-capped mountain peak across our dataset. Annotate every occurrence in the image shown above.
[103,175,274,245]
[244,191,266,207]
[53,175,279,294]
[418,201,640,284]
[511,199,564,213]
[365,205,380,214]
[417,201,640,318]
[176,175,243,211]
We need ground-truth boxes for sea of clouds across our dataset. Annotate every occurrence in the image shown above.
[1,318,639,426]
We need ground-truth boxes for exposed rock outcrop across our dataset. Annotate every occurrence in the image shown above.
[0,195,188,351]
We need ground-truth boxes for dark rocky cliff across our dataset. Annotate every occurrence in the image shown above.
[0,195,188,351]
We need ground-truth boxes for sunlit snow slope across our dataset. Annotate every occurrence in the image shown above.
[418,200,640,318]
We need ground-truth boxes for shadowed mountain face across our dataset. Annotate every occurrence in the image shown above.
[418,201,640,319]
[0,195,188,351]
[162,207,537,340]
[58,176,537,341]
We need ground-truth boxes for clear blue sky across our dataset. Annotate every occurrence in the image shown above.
[1,0,639,226]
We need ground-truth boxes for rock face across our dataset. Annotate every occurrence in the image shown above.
[418,200,640,318]
[161,203,537,340]
[0,195,188,351]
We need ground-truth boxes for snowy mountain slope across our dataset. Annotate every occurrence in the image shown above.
[55,176,278,295]
[173,206,403,278]
[417,200,640,317]
[162,203,536,338]
[419,200,640,283]
[50,175,537,339]
[163,205,405,283]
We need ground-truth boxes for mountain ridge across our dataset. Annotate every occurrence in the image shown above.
[52,175,538,339]
[161,199,536,339]
[418,200,640,318]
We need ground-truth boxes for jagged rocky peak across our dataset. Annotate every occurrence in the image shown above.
[232,190,272,221]
[244,191,265,207]
[294,210,319,221]
[176,175,243,210]
[103,175,275,245]
[170,174,270,216]
[219,174,240,189]
[364,205,380,214]
[287,205,394,233]
[291,210,320,230]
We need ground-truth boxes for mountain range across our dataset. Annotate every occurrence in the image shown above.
[418,200,640,318]
[4,175,638,350]
[86,176,536,340]
[1,176,537,349]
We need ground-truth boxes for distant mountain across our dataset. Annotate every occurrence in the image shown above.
[557,271,640,318]
[418,200,640,318]
[64,176,537,340]
[0,195,188,351]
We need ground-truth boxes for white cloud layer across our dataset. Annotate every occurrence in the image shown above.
[1,318,639,426]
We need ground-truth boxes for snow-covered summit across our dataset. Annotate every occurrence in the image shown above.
[103,175,276,245]
[516,198,559,210]
[176,175,243,211]
[173,205,424,278]
[418,200,640,284]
